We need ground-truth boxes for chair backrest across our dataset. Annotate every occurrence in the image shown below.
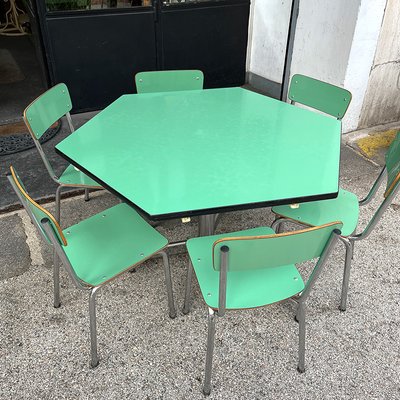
[288,74,352,119]
[212,222,343,272]
[135,70,204,94]
[24,83,72,140]
[384,131,400,197]
[7,166,67,246]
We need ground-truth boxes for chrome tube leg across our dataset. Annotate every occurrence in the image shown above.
[294,302,300,323]
[203,308,216,396]
[271,217,284,233]
[160,251,176,319]
[55,185,62,224]
[84,188,90,201]
[339,238,354,312]
[89,286,100,368]
[351,240,355,260]
[53,250,61,308]
[198,215,216,237]
[182,261,194,315]
[213,213,220,230]
[297,302,306,373]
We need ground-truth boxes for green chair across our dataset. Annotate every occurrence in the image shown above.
[135,70,204,94]
[183,222,342,395]
[23,83,103,224]
[272,132,400,311]
[7,166,176,368]
[288,74,352,119]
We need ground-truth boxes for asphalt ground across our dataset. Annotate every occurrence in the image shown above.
[0,141,399,399]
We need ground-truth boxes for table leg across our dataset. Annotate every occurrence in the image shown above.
[198,214,219,236]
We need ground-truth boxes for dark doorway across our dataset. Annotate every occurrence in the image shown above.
[35,0,250,112]
[0,0,47,125]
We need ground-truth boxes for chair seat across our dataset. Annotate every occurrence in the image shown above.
[187,227,304,310]
[63,203,167,286]
[272,188,359,237]
[58,164,102,188]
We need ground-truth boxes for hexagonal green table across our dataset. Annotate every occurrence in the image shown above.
[56,87,341,233]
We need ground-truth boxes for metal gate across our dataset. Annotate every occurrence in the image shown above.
[35,0,250,112]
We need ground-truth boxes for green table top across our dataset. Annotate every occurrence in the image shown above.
[56,87,341,220]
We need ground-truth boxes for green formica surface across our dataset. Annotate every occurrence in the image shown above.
[55,88,341,219]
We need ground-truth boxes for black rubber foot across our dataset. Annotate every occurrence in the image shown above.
[90,361,99,369]
[339,307,346,312]
[297,366,305,373]
[54,303,61,308]
[169,311,177,319]
[129,268,137,273]
[84,199,90,202]
[294,315,299,323]
[182,307,190,315]
[203,389,211,396]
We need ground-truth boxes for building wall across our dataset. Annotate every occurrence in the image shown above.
[289,0,361,88]
[248,0,361,91]
[248,0,291,84]
[247,0,393,132]
[343,0,388,132]
[358,0,400,129]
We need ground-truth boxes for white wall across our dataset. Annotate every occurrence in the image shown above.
[248,0,361,86]
[290,0,361,86]
[357,0,400,129]
[343,0,387,132]
[247,0,388,132]
[248,0,291,83]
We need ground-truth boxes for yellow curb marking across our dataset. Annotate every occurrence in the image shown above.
[356,129,398,158]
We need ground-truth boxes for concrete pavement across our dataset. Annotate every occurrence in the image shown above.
[0,144,399,399]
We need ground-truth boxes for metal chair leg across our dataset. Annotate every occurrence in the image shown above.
[294,304,300,323]
[297,302,306,373]
[55,185,62,224]
[339,238,354,312]
[198,215,216,236]
[53,250,61,308]
[203,308,216,396]
[84,188,90,201]
[182,261,194,315]
[271,217,284,233]
[160,251,176,319]
[89,286,100,368]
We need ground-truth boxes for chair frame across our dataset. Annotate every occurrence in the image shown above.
[7,170,176,368]
[23,83,102,224]
[272,165,400,311]
[183,225,341,395]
